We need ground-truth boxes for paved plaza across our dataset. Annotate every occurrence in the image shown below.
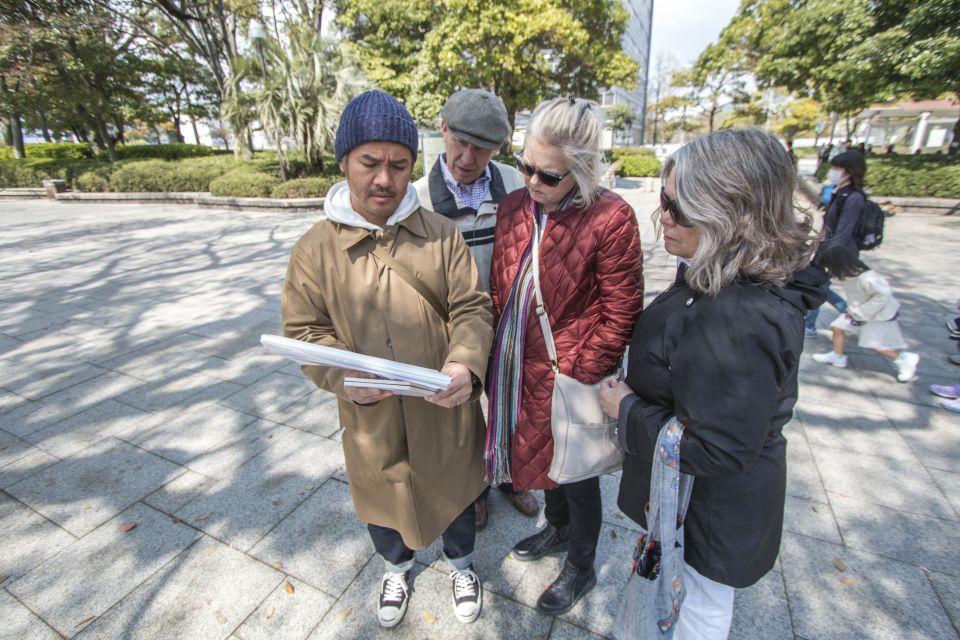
[1,187,958,640]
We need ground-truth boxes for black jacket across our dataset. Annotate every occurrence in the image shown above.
[818,184,863,257]
[617,264,827,588]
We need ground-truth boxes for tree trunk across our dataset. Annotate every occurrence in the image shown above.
[949,102,959,156]
[191,117,201,145]
[173,114,185,143]
[3,119,11,147]
[39,109,52,142]
[93,116,117,161]
[11,114,26,159]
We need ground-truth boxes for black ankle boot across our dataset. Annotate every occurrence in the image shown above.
[536,561,596,616]
[512,524,570,561]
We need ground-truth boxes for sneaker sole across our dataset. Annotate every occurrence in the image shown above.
[452,592,482,624]
[378,607,407,629]
[931,390,960,400]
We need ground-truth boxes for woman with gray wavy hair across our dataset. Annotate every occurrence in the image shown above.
[485,97,644,615]
[600,128,827,639]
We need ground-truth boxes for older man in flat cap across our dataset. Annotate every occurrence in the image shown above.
[414,88,538,530]
[283,90,493,629]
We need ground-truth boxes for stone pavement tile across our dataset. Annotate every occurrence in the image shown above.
[232,577,334,640]
[114,365,243,413]
[785,432,828,503]
[183,419,289,480]
[144,470,218,515]
[175,429,343,552]
[779,532,956,640]
[7,502,201,639]
[0,388,26,414]
[202,343,287,387]
[0,427,33,467]
[0,447,59,490]
[811,445,956,520]
[927,571,960,633]
[930,468,960,518]
[307,560,553,640]
[0,489,21,517]
[548,620,607,639]
[1,361,106,402]
[261,390,342,438]
[249,479,373,598]
[0,500,75,586]
[600,472,641,532]
[830,494,960,574]
[5,438,184,536]
[889,405,960,475]
[99,334,229,382]
[797,376,888,418]
[123,401,258,466]
[25,400,151,459]
[0,590,61,640]
[864,368,951,410]
[0,310,68,339]
[729,571,794,640]
[795,405,920,463]
[76,536,281,640]
[218,371,317,419]
[783,494,842,545]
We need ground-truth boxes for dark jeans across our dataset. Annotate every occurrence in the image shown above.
[544,476,602,570]
[367,502,476,569]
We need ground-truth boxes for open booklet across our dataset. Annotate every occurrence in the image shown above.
[260,334,451,392]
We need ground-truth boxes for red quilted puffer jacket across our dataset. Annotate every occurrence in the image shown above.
[490,187,644,491]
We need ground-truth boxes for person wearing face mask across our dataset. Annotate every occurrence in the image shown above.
[804,150,866,337]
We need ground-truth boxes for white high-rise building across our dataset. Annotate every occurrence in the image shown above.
[600,0,654,146]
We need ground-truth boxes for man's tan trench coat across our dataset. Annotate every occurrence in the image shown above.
[281,207,493,549]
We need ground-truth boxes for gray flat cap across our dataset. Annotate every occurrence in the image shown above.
[441,88,512,149]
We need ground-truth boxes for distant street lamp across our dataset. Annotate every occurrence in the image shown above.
[249,18,287,181]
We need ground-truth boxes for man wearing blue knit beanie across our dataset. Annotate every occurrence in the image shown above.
[281,90,493,629]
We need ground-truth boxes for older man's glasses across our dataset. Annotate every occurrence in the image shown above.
[659,187,693,227]
[514,154,570,188]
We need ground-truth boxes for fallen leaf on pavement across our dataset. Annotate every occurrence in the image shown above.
[811,506,819,513]
[75,614,95,627]
[273,561,284,570]
[336,607,352,622]
[284,581,295,594]
[839,576,857,585]
[117,521,137,533]
[272,499,283,506]
[171,517,181,524]
[265,607,276,620]
[832,557,846,572]
[298,527,305,536]
[610,529,618,539]
[195,512,213,522]
[422,609,437,624]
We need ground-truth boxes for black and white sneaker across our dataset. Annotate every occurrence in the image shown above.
[377,570,410,628]
[450,565,482,624]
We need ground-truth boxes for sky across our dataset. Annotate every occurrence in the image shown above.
[648,0,742,69]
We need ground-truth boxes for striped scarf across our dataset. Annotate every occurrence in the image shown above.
[484,188,578,484]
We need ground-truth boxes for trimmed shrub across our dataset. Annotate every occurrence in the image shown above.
[608,146,656,162]
[108,160,172,191]
[813,154,960,198]
[271,176,339,199]
[0,142,95,160]
[618,154,661,177]
[209,169,281,197]
[113,143,213,160]
[0,158,107,187]
[74,165,115,192]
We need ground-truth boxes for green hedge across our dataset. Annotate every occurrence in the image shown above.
[209,169,281,198]
[0,158,109,187]
[113,143,213,160]
[271,176,338,199]
[0,142,95,160]
[608,146,656,162]
[618,154,662,177]
[813,154,960,198]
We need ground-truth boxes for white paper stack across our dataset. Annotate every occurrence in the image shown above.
[260,334,451,392]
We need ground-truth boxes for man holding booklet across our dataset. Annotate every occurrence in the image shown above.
[280,90,493,629]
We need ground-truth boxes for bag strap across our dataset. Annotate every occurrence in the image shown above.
[530,216,560,373]
[361,235,449,323]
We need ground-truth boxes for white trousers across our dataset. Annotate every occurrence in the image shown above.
[673,562,735,640]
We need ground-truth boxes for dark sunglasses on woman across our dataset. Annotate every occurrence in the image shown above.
[659,187,693,227]
[514,154,570,188]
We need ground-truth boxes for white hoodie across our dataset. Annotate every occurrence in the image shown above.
[323,180,421,234]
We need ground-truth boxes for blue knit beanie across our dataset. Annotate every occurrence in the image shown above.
[334,90,419,162]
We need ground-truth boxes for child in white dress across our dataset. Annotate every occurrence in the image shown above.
[812,246,919,382]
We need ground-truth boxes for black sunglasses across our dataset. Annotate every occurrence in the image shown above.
[659,187,693,227]
[514,154,570,188]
